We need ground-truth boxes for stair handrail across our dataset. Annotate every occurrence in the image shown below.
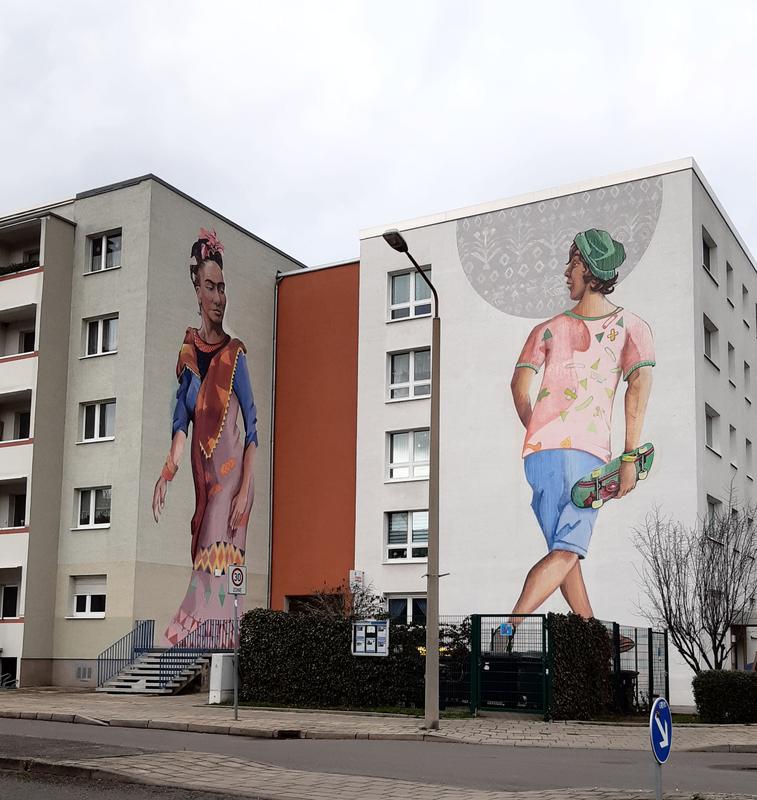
[97,619,155,687]
[158,618,234,688]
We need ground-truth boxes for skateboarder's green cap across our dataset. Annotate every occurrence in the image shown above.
[574,229,626,281]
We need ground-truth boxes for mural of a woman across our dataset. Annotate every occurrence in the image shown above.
[152,228,257,646]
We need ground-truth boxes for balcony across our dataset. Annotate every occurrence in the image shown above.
[0,390,32,444]
[0,219,41,277]
[0,304,37,358]
[0,218,43,314]
[0,478,27,532]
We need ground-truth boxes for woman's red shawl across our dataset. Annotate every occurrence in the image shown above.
[176,328,246,560]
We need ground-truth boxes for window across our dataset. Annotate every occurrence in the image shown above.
[726,263,734,304]
[72,576,106,618]
[702,228,716,277]
[388,429,429,480]
[15,412,30,440]
[81,400,115,441]
[85,315,118,356]
[703,315,718,363]
[728,343,736,385]
[705,404,720,452]
[386,594,427,625]
[745,362,752,402]
[707,495,722,521]
[11,494,25,528]
[24,249,39,265]
[388,349,431,400]
[89,231,122,272]
[743,285,750,326]
[20,331,35,353]
[0,585,18,619]
[389,268,432,320]
[77,487,111,528]
[746,438,753,477]
[386,510,429,561]
[730,425,737,466]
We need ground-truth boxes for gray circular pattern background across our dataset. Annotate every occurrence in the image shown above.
[456,176,663,318]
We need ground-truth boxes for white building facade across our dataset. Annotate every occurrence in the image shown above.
[355,159,757,704]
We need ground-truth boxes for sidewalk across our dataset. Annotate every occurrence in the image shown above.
[1,688,756,752]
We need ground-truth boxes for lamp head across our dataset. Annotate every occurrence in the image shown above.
[382,229,408,254]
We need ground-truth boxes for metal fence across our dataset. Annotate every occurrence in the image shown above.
[96,618,155,687]
[603,622,669,712]
[428,614,668,717]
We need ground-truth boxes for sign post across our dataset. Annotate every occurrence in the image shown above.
[649,697,672,800]
[227,565,247,721]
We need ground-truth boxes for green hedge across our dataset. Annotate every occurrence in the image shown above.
[692,669,757,723]
[548,613,614,720]
[238,608,426,708]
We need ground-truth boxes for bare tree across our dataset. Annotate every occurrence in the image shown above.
[300,579,387,621]
[634,499,757,673]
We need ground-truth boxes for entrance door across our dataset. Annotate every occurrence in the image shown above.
[0,657,17,686]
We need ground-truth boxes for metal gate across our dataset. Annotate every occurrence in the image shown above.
[469,614,548,716]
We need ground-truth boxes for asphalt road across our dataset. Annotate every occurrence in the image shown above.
[0,718,755,795]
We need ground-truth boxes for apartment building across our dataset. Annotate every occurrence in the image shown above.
[0,175,301,686]
[355,158,757,703]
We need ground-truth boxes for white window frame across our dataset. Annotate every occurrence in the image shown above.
[387,348,431,401]
[71,576,107,619]
[385,594,427,625]
[0,584,20,619]
[729,424,738,468]
[706,494,722,522]
[88,230,122,273]
[728,342,736,386]
[703,315,718,365]
[83,315,118,357]
[75,487,112,529]
[385,510,429,563]
[747,438,753,480]
[705,404,720,453]
[387,429,430,481]
[79,400,116,443]
[388,267,432,322]
[702,228,716,278]
[745,361,752,403]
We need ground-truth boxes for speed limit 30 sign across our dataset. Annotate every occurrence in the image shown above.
[228,565,247,595]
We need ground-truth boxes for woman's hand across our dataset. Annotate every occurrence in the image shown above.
[229,489,249,531]
[153,476,168,522]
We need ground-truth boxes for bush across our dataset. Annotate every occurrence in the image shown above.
[238,608,427,708]
[692,670,757,723]
[548,613,614,720]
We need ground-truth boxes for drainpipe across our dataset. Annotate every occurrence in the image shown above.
[267,271,283,609]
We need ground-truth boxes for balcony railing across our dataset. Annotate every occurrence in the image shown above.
[0,260,40,279]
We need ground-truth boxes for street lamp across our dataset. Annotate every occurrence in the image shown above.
[382,228,441,730]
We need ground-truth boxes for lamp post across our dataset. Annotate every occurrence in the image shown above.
[382,229,441,730]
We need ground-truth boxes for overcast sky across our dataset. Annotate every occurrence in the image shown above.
[2,1,756,265]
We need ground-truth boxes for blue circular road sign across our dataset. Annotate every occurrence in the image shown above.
[649,697,673,764]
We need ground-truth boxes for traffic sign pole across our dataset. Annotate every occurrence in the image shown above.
[233,594,239,721]
[649,696,672,800]
[227,565,247,723]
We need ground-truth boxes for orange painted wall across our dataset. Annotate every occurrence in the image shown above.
[270,262,359,609]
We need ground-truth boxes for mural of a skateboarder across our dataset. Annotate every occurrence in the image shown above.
[509,229,655,624]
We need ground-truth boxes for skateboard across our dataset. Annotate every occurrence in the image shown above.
[571,443,655,510]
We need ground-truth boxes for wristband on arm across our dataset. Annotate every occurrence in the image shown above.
[161,457,178,481]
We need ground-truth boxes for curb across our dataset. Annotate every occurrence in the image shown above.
[0,708,753,750]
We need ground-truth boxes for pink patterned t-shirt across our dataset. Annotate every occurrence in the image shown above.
[515,307,655,463]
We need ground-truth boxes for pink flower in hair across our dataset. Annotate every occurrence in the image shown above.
[198,227,224,261]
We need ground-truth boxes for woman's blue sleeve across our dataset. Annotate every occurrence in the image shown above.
[172,369,192,438]
[233,353,259,448]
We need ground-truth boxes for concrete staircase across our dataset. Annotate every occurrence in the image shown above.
[96,651,210,695]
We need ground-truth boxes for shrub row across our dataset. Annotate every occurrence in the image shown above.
[547,613,614,720]
[238,608,426,708]
[693,669,757,723]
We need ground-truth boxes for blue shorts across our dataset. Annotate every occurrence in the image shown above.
[524,449,604,559]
